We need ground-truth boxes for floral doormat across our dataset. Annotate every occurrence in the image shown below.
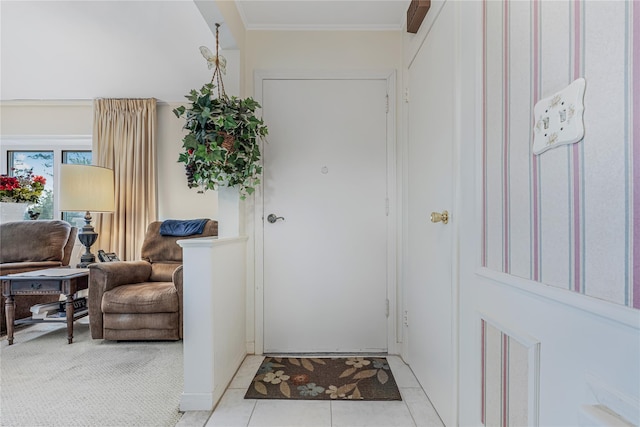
[244,357,402,401]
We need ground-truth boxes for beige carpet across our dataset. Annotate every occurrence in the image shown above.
[0,319,183,426]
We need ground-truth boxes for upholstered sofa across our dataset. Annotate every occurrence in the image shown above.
[0,220,78,333]
[88,219,218,341]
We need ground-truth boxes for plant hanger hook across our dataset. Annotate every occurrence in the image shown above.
[211,23,226,99]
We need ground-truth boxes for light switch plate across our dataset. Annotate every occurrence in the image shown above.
[533,77,586,155]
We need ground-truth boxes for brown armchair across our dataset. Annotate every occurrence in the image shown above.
[0,220,78,333]
[88,219,218,340]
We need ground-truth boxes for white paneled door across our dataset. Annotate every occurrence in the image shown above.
[406,2,457,426]
[261,77,389,353]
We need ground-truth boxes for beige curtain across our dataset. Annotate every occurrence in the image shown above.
[92,99,157,261]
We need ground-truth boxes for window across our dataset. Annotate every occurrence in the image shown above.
[1,137,92,223]
[7,150,54,219]
[62,150,92,226]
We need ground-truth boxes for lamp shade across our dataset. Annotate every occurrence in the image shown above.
[59,165,115,212]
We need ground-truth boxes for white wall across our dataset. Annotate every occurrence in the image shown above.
[244,30,402,95]
[0,102,93,135]
[0,1,214,102]
[179,236,247,411]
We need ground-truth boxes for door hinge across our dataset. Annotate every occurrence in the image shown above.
[385,94,389,113]
[385,197,390,216]
[404,87,410,103]
[386,299,390,318]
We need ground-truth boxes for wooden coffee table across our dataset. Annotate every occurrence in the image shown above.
[1,268,89,345]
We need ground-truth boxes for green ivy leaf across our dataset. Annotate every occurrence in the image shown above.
[173,105,186,117]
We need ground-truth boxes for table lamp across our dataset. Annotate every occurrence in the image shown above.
[59,165,115,267]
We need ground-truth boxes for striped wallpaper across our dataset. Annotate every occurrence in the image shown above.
[481,319,534,427]
[482,0,639,309]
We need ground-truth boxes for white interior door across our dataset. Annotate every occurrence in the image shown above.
[261,78,389,354]
[406,2,457,426]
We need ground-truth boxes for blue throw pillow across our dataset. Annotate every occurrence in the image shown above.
[159,219,209,237]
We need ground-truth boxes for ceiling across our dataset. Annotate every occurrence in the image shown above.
[0,1,410,102]
[235,0,411,31]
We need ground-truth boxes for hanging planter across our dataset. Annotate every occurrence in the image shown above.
[174,24,268,199]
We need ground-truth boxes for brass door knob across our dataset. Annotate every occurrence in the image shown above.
[430,210,449,224]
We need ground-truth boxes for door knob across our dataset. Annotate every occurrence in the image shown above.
[267,214,285,223]
[430,210,449,224]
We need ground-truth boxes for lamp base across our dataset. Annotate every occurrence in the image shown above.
[77,251,96,268]
[77,261,95,268]
[76,211,99,268]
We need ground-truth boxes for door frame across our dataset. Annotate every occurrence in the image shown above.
[252,70,398,355]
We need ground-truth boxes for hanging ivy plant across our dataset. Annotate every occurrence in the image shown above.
[174,24,268,199]
[173,84,267,198]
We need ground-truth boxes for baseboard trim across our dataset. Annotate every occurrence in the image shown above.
[179,393,213,412]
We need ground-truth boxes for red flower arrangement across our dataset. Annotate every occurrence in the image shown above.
[0,169,46,203]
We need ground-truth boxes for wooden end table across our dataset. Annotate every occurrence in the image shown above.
[1,268,89,345]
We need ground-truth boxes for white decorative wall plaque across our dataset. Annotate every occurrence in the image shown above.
[533,78,586,155]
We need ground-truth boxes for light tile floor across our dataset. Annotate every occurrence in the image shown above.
[177,355,444,427]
